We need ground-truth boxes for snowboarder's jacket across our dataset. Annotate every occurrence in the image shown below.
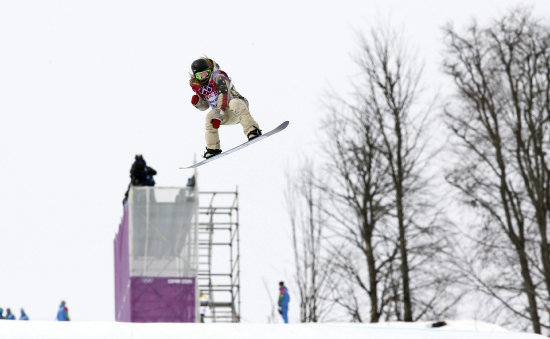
[190,58,247,112]
[278,285,290,309]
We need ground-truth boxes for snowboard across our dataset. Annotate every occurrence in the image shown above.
[181,121,289,169]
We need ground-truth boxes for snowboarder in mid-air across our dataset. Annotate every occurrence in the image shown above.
[189,56,262,159]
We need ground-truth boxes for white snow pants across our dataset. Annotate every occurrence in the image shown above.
[205,98,260,149]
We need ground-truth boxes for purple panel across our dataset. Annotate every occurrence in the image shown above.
[114,204,131,321]
[130,277,196,322]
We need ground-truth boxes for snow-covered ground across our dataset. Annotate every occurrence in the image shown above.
[0,320,544,339]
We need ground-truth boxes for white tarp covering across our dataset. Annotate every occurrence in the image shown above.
[129,186,198,277]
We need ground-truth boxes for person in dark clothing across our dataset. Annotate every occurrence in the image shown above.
[123,154,157,204]
[130,154,157,186]
[186,175,196,188]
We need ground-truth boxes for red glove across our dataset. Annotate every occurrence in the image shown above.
[191,95,199,105]
[212,118,221,129]
[211,109,224,129]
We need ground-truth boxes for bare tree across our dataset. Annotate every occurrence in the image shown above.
[314,26,458,322]
[285,160,334,322]
[354,27,450,322]
[319,102,396,322]
[442,8,550,334]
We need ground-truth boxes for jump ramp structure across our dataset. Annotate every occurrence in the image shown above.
[114,183,241,323]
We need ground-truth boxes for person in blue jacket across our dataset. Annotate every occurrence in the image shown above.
[57,301,70,321]
[20,309,29,320]
[5,308,15,320]
[278,281,290,324]
[0,307,4,319]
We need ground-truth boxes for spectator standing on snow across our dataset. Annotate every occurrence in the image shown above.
[277,281,290,324]
[19,309,29,320]
[57,301,70,321]
[5,308,15,320]
[0,307,4,319]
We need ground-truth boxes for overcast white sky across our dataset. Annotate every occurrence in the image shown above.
[1,0,549,323]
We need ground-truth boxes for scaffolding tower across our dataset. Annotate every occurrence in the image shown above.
[197,190,241,322]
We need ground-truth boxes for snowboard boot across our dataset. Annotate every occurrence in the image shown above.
[203,147,222,159]
[247,127,262,141]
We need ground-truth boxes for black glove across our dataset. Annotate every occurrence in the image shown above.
[278,307,282,315]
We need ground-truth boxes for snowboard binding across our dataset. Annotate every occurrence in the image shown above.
[203,147,222,159]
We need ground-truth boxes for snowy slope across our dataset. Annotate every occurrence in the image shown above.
[0,320,544,339]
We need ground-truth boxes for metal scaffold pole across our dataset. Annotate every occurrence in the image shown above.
[197,189,241,322]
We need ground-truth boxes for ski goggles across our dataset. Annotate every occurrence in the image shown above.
[195,69,211,80]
